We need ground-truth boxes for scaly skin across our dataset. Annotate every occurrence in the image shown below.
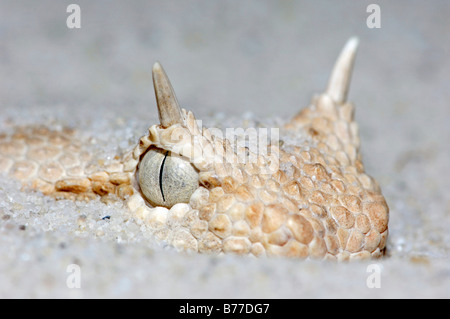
[0,38,388,261]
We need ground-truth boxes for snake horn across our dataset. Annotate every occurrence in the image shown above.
[326,37,359,104]
[152,62,183,127]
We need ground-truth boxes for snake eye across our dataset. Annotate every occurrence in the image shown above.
[138,148,199,208]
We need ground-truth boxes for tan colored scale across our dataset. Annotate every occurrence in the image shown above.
[0,38,389,261]
[0,126,134,201]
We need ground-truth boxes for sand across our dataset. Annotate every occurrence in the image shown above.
[0,0,449,298]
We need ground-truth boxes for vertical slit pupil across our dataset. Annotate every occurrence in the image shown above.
[159,151,169,202]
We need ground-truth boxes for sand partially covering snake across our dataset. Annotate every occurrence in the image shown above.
[0,38,388,261]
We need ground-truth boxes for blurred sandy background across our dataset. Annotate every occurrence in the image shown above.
[0,0,449,298]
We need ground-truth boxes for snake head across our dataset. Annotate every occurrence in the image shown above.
[124,39,389,260]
